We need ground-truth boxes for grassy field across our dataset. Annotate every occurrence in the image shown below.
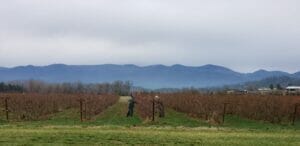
[0,126,299,145]
[0,96,299,145]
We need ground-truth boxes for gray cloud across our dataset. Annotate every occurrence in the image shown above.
[0,0,300,73]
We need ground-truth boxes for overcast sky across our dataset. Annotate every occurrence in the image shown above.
[0,0,299,73]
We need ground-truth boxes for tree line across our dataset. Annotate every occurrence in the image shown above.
[0,82,23,92]
[1,80,132,95]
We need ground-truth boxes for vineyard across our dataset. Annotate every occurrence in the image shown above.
[135,92,300,125]
[1,92,300,125]
[0,92,299,145]
[0,93,119,121]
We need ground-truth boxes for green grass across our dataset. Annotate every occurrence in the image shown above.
[147,108,209,127]
[93,101,142,126]
[223,115,300,130]
[40,108,83,125]
[0,126,299,145]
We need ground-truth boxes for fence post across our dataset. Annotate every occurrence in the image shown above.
[79,99,83,122]
[152,97,155,122]
[5,98,9,121]
[84,101,87,120]
[292,104,299,125]
[222,103,228,124]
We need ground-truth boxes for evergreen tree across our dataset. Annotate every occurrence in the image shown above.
[269,84,274,90]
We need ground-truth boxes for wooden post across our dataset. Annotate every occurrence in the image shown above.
[292,104,299,125]
[152,97,155,122]
[52,101,55,112]
[222,103,228,124]
[5,98,9,121]
[79,99,83,122]
[84,101,87,120]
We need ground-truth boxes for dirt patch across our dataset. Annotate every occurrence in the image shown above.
[119,96,132,103]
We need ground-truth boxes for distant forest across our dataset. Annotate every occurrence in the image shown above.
[224,76,300,91]
[1,76,300,94]
[0,80,132,95]
[0,82,23,92]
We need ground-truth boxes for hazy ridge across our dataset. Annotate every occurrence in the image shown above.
[0,64,299,89]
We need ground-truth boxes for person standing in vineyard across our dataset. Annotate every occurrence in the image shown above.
[155,96,165,118]
[127,93,137,117]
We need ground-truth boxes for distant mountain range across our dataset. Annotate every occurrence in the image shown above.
[0,64,299,89]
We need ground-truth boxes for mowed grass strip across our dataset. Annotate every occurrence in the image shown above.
[0,126,299,145]
[146,108,209,127]
[223,115,300,130]
[93,97,142,126]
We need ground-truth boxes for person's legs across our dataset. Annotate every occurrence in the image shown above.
[159,110,165,117]
[127,108,133,117]
[158,105,165,117]
[131,109,134,116]
[127,108,131,117]
[130,108,134,117]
